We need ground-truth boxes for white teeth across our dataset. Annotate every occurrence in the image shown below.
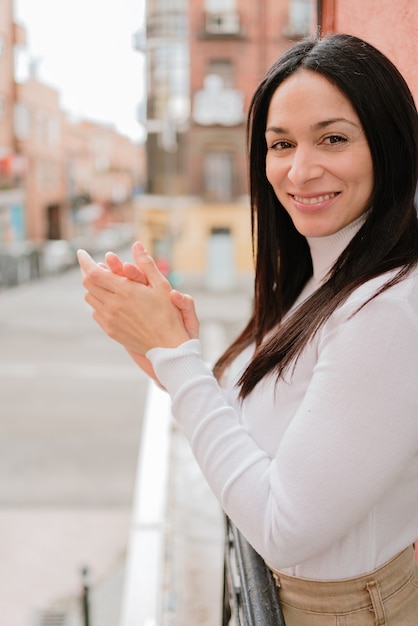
[293,193,337,205]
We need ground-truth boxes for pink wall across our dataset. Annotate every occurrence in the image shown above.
[331,0,418,104]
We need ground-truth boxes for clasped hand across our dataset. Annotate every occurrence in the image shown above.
[77,241,199,381]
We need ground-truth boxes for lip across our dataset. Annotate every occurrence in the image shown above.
[289,191,341,212]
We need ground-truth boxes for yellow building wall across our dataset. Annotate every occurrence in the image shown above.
[135,198,254,281]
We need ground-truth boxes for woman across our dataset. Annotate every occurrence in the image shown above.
[78,34,418,624]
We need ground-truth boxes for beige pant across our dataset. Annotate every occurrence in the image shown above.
[271,545,418,625]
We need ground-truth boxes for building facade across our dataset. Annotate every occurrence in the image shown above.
[137,0,312,289]
[0,0,25,244]
[0,0,145,277]
[64,120,145,245]
[14,77,66,242]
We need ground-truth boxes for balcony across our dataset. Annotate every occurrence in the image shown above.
[201,11,244,38]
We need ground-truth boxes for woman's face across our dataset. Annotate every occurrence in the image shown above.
[265,69,374,238]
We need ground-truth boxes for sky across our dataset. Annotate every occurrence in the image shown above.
[14,0,146,142]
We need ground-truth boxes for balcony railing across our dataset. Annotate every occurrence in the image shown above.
[202,11,244,38]
[223,517,286,626]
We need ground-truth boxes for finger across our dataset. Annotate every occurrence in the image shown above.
[77,249,121,294]
[78,249,110,287]
[105,252,124,275]
[105,251,147,284]
[171,290,196,312]
[77,248,97,272]
[131,241,170,288]
[170,290,200,338]
[77,248,94,280]
[78,250,89,279]
[122,262,148,284]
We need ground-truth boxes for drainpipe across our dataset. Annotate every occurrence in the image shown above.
[317,0,336,34]
[317,0,323,36]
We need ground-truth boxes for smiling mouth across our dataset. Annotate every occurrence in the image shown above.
[292,192,339,205]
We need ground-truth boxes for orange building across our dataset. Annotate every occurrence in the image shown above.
[137,0,313,288]
[14,71,146,246]
[187,0,298,201]
[1,0,145,259]
[15,77,66,242]
[65,119,145,246]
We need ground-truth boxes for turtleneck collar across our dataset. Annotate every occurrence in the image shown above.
[306,213,367,288]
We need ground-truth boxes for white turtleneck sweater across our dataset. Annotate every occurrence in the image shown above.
[147,217,418,580]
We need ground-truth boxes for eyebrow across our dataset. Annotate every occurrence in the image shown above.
[265,118,360,134]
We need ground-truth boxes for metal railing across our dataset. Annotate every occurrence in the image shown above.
[222,517,286,625]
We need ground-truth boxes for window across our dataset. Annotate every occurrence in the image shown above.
[204,0,240,35]
[48,116,61,146]
[206,227,235,291]
[205,11,240,35]
[14,101,30,140]
[285,0,312,37]
[36,109,49,146]
[193,73,244,126]
[207,59,234,88]
[14,46,30,83]
[204,152,233,201]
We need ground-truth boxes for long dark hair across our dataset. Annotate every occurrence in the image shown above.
[213,33,418,397]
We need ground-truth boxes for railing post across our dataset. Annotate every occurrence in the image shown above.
[223,517,286,626]
[81,565,90,626]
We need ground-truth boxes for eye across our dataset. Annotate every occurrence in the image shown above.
[323,134,348,145]
[269,140,294,151]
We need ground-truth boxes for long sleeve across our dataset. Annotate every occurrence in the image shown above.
[147,272,418,578]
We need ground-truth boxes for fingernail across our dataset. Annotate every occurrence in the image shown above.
[77,249,94,266]
[133,242,145,251]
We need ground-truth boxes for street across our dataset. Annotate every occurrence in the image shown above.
[0,256,149,626]
[0,249,254,626]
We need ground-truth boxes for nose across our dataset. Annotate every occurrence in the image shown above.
[287,145,324,187]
